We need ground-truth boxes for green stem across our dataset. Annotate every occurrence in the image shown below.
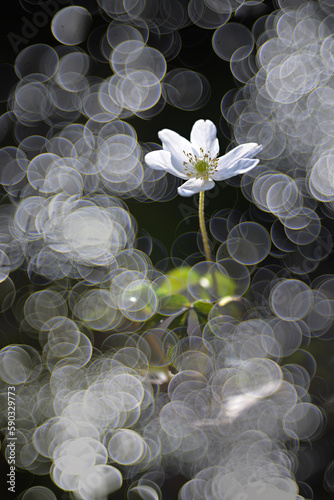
[199,191,220,298]
[199,190,211,262]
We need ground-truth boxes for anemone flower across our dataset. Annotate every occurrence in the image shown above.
[144,119,262,197]
[145,119,262,262]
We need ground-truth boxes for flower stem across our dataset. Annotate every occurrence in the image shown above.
[199,191,211,262]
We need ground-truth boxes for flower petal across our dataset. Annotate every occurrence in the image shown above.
[212,158,260,181]
[158,129,197,175]
[233,158,260,175]
[177,177,215,197]
[190,119,219,157]
[145,149,188,179]
[211,143,262,181]
[217,143,262,168]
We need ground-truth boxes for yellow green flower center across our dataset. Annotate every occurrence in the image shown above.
[183,148,219,180]
[194,159,209,174]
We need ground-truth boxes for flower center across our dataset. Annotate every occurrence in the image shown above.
[194,159,209,174]
[183,148,218,179]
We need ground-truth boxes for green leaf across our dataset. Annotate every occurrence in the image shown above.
[193,301,214,316]
[156,266,191,297]
[159,293,190,314]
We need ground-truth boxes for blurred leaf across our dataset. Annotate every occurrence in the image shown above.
[187,308,200,336]
[193,301,213,316]
[159,293,190,314]
[170,311,189,330]
[156,266,191,297]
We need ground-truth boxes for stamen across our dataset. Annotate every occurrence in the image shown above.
[183,149,219,179]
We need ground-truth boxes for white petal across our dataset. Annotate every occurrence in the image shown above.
[158,129,197,175]
[177,177,215,197]
[190,119,219,157]
[217,143,262,169]
[212,158,259,181]
[145,150,188,179]
[233,158,260,174]
[211,143,262,181]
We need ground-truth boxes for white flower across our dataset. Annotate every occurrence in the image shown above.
[144,119,263,197]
